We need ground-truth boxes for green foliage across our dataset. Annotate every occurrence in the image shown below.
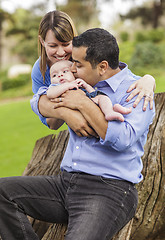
[119,41,135,64]
[2,74,30,90]
[0,100,68,177]
[130,41,163,68]
[120,2,164,29]
[135,28,165,43]
[135,31,148,42]
[56,0,100,33]
[6,8,41,64]
[148,29,165,43]
[120,31,129,42]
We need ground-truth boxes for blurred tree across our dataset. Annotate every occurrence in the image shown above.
[0,8,12,69]
[120,0,164,29]
[6,8,42,64]
[56,0,101,33]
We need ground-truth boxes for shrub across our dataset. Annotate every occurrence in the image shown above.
[135,28,165,43]
[120,31,129,42]
[147,29,165,43]
[130,41,163,68]
[1,74,30,91]
[135,31,147,42]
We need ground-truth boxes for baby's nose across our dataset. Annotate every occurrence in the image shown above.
[58,72,63,77]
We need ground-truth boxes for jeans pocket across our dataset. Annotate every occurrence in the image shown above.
[99,176,128,193]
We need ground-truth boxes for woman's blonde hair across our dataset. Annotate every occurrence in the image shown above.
[38,10,78,81]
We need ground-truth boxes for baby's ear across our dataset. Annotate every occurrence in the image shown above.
[98,61,108,76]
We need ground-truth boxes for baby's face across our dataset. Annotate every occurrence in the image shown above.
[50,60,75,84]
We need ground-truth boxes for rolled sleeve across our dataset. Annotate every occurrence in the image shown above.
[100,102,155,152]
[30,86,49,127]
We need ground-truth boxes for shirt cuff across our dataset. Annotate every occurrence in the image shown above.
[30,86,49,127]
[100,121,121,150]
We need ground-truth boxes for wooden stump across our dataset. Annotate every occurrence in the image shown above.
[22,92,165,240]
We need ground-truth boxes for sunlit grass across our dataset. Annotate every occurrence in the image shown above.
[0,99,67,177]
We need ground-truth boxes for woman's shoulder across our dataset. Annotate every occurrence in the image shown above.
[32,58,41,73]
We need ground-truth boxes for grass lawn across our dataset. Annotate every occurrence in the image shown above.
[0,99,68,177]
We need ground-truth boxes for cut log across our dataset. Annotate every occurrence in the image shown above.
[21,92,165,240]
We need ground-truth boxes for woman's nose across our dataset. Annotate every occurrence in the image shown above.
[56,46,65,56]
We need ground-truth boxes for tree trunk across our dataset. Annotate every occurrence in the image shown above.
[21,92,165,240]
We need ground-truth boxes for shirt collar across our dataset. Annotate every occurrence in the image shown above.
[95,62,129,92]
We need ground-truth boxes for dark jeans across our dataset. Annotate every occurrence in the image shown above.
[0,171,138,240]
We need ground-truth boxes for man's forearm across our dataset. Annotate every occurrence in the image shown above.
[78,97,108,139]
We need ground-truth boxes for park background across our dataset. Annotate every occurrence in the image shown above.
[0,0,164,177]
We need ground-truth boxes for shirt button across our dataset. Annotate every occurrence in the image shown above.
[95,87,97,90]
[73,163,77,166]
[76,146,79,149]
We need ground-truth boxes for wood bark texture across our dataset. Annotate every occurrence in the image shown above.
[21,92,165,240]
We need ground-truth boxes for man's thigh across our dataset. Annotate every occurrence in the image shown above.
[64,172,138,240]
[0,175,68,224]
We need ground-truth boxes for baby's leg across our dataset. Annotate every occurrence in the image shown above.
[113,104,132,115]
[96,95,126,122]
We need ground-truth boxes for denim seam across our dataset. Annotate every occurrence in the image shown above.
[14,203,29,240]
[9,195,62,202]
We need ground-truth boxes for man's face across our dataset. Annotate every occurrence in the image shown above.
[71,46,100,86]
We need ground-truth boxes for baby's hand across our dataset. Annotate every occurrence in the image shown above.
[64,82,78,90]
[74,79,87,88]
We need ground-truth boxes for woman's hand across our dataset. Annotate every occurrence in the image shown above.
[126,74,156,111]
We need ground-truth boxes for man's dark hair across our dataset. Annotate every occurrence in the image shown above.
[72,28,119,69]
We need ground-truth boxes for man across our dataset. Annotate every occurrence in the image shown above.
[0,28,155,240]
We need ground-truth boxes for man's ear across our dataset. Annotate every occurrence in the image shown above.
[39,36,45,47]
[98,61,109,76]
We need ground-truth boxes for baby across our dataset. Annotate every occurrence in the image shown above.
[47,60,132,122]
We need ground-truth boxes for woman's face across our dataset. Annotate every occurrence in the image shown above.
[42,29,72,66]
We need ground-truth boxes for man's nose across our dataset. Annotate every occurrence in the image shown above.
[71,62,77,73]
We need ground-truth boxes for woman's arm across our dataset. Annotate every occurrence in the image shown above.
[126,74,156,111]
[39,94,98,137]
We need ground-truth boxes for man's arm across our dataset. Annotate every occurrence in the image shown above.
[39,94,98,137]
[52,89,108,139]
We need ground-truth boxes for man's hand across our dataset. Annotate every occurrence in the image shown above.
[52,89,87,110]
[38,94,98,138]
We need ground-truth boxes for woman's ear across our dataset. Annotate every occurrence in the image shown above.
[98,61,109,76]
[39,36,45,47]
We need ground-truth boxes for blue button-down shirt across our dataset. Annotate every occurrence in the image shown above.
[30,61,155,183]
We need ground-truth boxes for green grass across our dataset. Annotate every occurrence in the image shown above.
[0,99,68,177]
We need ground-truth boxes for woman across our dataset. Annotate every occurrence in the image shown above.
[31,10,155,136]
